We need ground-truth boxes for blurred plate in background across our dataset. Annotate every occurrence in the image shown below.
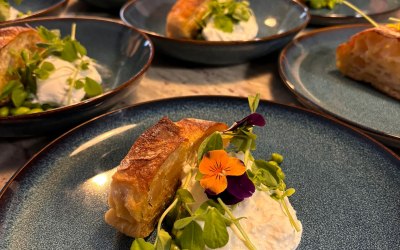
[0,17,153,137]
[308,0,400,25]
[121,0,309,65]
[279,24,400,148]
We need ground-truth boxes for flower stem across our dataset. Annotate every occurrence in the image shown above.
[217,198,256,250]
[243,128,253,166]
[71,23,77,40]
[155,171,193,247]
[280,198,300,232]
[66,66,80,105]
[342,0,379,27]
[156,198,178,238]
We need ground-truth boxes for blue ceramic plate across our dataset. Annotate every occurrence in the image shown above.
[279,24,400,148]
[0,17,153,137]
[308,0,400,25]
[121,0,309,65]
[0,96,399,249]
[2,0,68,24]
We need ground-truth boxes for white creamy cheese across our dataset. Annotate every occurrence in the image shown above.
[183,167,302,250]
[218,191,302,250]
[36,56,102,106]
[202,14,258,41]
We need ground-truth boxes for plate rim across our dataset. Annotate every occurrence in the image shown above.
[278,23,400,146]
[1,95,399,198]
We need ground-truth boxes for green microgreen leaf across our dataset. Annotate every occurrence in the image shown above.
[11,87,27,107]
[253,159,281,188]
[83,77,103,97]
[284,188,296,197]
[156,229,172,250]
[80,59,90,70]
[248,93,260,113]
[34,61,55,80]
[197,132,223,162]
[73,40,87,56]
[41,61,55,72]
[74,79,84,89]
[0,80,19,99]
[203,207,229,248]
[195,199,225,217]
[176,221,205,250]
[176,189,195,204]
[20,49,30,63]
[37,26,60,42]
[214,15,234,33]
[173,217,195,230]
[130,238,155,250]
[60,39,79,62]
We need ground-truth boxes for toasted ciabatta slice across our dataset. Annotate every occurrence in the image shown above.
[105,117,228,238]
[0,26,43,95]
[166,0,210,39]
[336,26,400,100]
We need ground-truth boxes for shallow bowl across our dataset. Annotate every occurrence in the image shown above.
[2,0,68,24]
[121,0,309,65]
[0,17,153,137]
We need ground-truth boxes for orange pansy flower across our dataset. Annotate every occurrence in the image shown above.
[199,149,246,194]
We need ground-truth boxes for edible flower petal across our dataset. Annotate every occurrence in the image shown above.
[206,173,255,205]
[199,150,246,194]
[226,173,255,200]
[225,113,266,131]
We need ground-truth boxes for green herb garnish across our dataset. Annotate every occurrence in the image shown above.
[0,24,103,116]
[201,0,252,33]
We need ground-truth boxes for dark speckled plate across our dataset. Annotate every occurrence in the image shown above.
[279,24,400,148]
[309,0,400,25]
[0,96,399,249]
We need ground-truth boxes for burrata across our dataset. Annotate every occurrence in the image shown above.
[186,171,302,250]
[202,14,258,41]
[36,56,102,106]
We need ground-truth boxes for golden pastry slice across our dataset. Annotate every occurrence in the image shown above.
[105,117,228,238]
[336,26,400,100]
[166,0,211,39]
[0,27,43,96]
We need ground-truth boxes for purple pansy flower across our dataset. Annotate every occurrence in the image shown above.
[225,113,266,132]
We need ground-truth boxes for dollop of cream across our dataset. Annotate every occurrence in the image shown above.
[36,56,102,106]
[219,191,302,250]
[202,14,258,41]
[185,175,302,250]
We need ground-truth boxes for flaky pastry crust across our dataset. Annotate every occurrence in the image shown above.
[105,117,228,237]
[336,26,400,100]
